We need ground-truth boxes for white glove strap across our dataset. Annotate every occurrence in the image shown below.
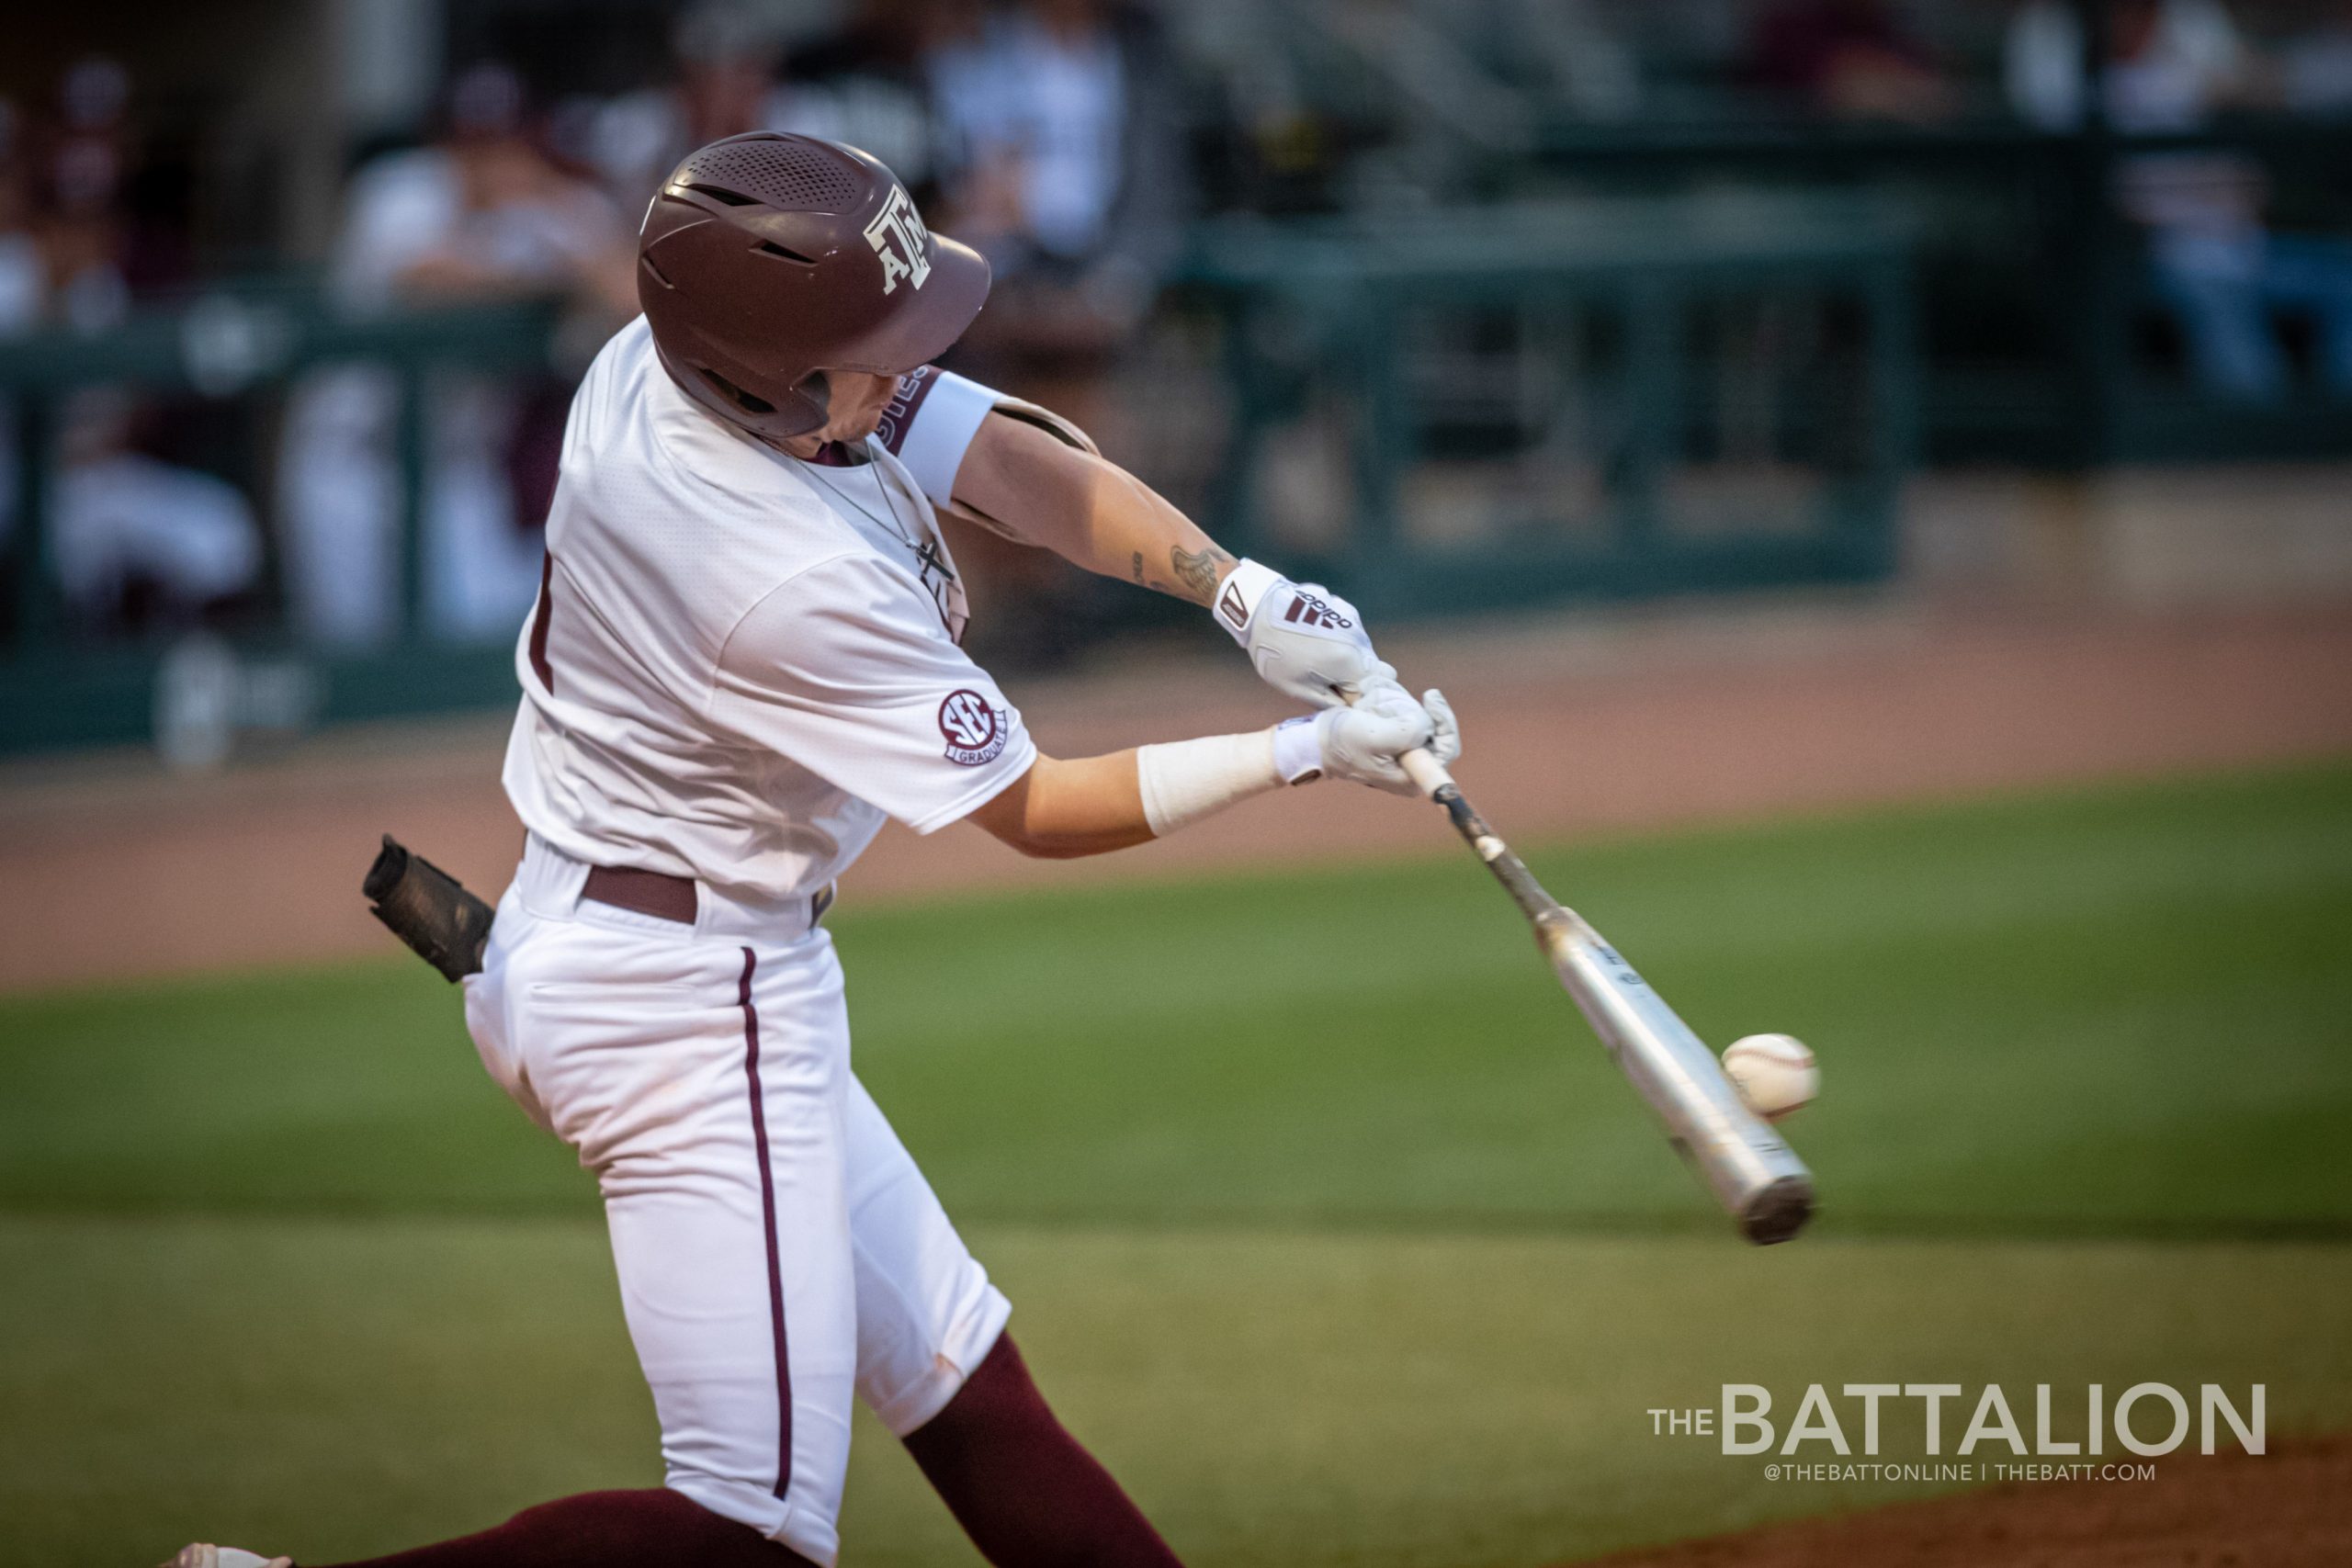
[1212,557,1287,645]
[1135,729,1284,837]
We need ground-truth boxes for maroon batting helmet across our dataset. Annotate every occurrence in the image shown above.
[636,133,990,443]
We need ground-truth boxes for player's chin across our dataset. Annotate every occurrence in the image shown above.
[820,410,888,446]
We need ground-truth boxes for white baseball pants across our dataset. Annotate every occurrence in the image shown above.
[463,836,1012,1566]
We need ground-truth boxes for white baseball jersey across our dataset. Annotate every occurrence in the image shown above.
[470,318,1036,1563]
[503,316,1030,910]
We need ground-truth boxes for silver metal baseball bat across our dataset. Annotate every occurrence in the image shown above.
[1396,745,1816,1245]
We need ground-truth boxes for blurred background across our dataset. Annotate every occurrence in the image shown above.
[2,0,2351,750]
[2,4,2349,1566]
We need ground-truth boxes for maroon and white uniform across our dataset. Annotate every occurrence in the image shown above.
[468,318,1029,1565]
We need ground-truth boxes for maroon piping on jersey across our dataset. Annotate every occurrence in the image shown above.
[738,946,794,1499]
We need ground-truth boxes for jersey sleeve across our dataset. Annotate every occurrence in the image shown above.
[709,553,1036,834]
[875,366,999,512]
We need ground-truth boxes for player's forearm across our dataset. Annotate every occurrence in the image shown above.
[950,411,1237,605]
[1089,462,1237,605]
[947,405,1409,713]
[969,726,1323,859]
[970,752,1159,859]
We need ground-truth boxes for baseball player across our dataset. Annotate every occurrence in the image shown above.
[170,133,1456,1568]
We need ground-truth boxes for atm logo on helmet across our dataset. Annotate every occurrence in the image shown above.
[865,186,933,295]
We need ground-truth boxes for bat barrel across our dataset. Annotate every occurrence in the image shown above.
[1538,912,1816,1245]
[1416,771,1816,1245]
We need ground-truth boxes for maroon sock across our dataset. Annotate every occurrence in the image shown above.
[311,1488,816,1568]
[902,1334,1183,1567]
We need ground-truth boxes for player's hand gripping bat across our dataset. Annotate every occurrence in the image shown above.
[1389,736,1816,1244]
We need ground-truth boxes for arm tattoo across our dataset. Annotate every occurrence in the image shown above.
[1168,543,1235,605]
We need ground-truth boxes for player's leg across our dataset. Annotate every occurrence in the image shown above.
[2254,234,2352,393]
[2150,229,2288,401]
[570,926,863,1563]
[403,903,860,1563]
[178,909,851,1568]
[842,1075,1183,1565]
[282,1490,816,1567]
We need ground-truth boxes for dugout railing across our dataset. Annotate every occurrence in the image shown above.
[1516,115,2352,468]
[1185,191,1918,621]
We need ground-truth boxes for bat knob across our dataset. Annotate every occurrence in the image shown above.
[1738,1175,1815,1246]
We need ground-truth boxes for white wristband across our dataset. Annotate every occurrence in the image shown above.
[1271,715,1324,784]
[1211,557,1287,645]
[1135,728,1297,837]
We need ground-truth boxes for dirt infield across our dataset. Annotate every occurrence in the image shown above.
[1567,1438,2350,1567]
[4,593,2352,990]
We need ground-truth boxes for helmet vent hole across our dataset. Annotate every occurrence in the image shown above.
[677,137,864,211]
[698,368,775,416]
[754,241,816,265]
[639,253,673,288]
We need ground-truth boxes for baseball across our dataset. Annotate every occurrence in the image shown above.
[1722,1033,1818,1121]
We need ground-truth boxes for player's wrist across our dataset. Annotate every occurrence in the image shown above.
[1211,558,1287,645]
[1272,715,1324,784]
[1217,560,1385,711]
[1135,723,1319,838]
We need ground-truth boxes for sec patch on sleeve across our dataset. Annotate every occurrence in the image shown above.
[938,689,1009,766]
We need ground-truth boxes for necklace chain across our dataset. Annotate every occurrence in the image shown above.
[800,445,926,556]
[797,445,962,639]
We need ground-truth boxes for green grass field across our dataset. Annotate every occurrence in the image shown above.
[5,764,2350,1565]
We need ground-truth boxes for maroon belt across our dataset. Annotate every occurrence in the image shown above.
[581,864,833,928]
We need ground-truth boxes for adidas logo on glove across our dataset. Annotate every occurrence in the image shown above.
[1283,592,1352,631]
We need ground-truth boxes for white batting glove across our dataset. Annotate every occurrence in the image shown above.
[1213,558,1386,709]
[1272,680,1462,796]
[1420,687,1462,769]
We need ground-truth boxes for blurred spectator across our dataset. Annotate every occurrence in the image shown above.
[1744,0,1958,121]
[922,0,1193,668]
[2008,0,2352,400]
[793,0,978,169]
[277,64,633,649]
[2283,0,2352,114]
[31,58,140,333]
[0,64,258,639]
[1472,0,1642,120]
[0,102,39,333]
[0,102,36,594]
[332,64,633,318]
[2006,0,2255,128]
[51,391,262,634]
[587,0,938,209]
[0,57,197,332]
[928,0,1190,408]
[1159,0,1351,216]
